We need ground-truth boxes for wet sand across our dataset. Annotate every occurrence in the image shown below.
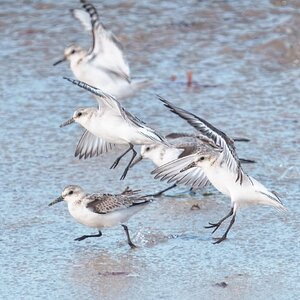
[1,0,300,299]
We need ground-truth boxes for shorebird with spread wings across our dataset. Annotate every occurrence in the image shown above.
[53,0,148,99]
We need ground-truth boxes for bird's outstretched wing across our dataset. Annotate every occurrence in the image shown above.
[64,76,124,112]
[64,78,170,147]
[75,130,115,159]
[151,153,210,189]
[158,96,244,184]
[71,8,92,31]
[76,0,131,82]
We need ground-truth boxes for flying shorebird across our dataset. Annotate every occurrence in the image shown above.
[49,185,150,248]
[131,132,255,196]
[60,78,169,180]
[152,97,286,244]
[53,0,148,99]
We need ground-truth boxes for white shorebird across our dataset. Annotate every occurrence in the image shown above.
[131,132,255,196]
[49,185,150,248]
[152,97,286,243]
[60,78,169,180]
[53,0,148,99]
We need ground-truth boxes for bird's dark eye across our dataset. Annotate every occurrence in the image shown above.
[77,112,82,117]
[69,191,73,195]
[145,147,150,151]
[71,49,76,54]
[200,156,205,161]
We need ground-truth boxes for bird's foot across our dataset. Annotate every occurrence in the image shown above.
[119,168,129,180]
[212,235,227,244]
[204,222,221,234]
[110,158,121,169]
[129,242,137,249]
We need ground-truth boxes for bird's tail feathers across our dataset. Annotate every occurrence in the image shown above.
[131,78,152,90]
[256,190,287,214]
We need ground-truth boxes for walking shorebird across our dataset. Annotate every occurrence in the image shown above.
[49,186,150,248]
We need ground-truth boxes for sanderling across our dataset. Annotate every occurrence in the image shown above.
[49,185,150,248]
[53,0,148,99]
[131,132,255,196]
[132,133,255,168]
[60,78,169,180]
[152,97,286,244]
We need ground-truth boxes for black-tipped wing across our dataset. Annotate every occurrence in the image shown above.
[79,0,130,81]
[158,96,243,184]
[177,145,199,158]
[168,167,210,189]
[64,77,125,113]
[71,8,92,31]
[64,78,170,147]
[152,154,209,189]
[165,132,207,157]
[75,130,115,159]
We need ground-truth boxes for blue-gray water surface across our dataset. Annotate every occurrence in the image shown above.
[1,0,300,299]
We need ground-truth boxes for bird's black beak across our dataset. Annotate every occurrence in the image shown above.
[180,162,196,172]
[60,117,75,128]
[48,196,64,207]
[53,57,66,66]
[130,155,143,168]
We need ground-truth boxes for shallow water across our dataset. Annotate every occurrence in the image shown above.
[1,0,300,299]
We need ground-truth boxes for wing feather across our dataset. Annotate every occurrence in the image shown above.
[64,78,170,147]
[85,193,149,214]
[75,130,115,159]
[79,1,131,80]
[158,96,243,184]
[152,154,209,189]
[71,8,92,31]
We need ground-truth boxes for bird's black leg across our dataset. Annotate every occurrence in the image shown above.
[74,230,102,241]
[110,144,133,169]
[204,207,234,234]
[119,145,136,180]
[213,213,236,244]
[121,224,137,249]
[146,184,177,197]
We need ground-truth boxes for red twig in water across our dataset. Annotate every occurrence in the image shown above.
[186,71,193,87]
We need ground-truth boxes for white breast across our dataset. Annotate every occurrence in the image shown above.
[204,164,233,197]
[68,202,147,229]
[84,112,154,145]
